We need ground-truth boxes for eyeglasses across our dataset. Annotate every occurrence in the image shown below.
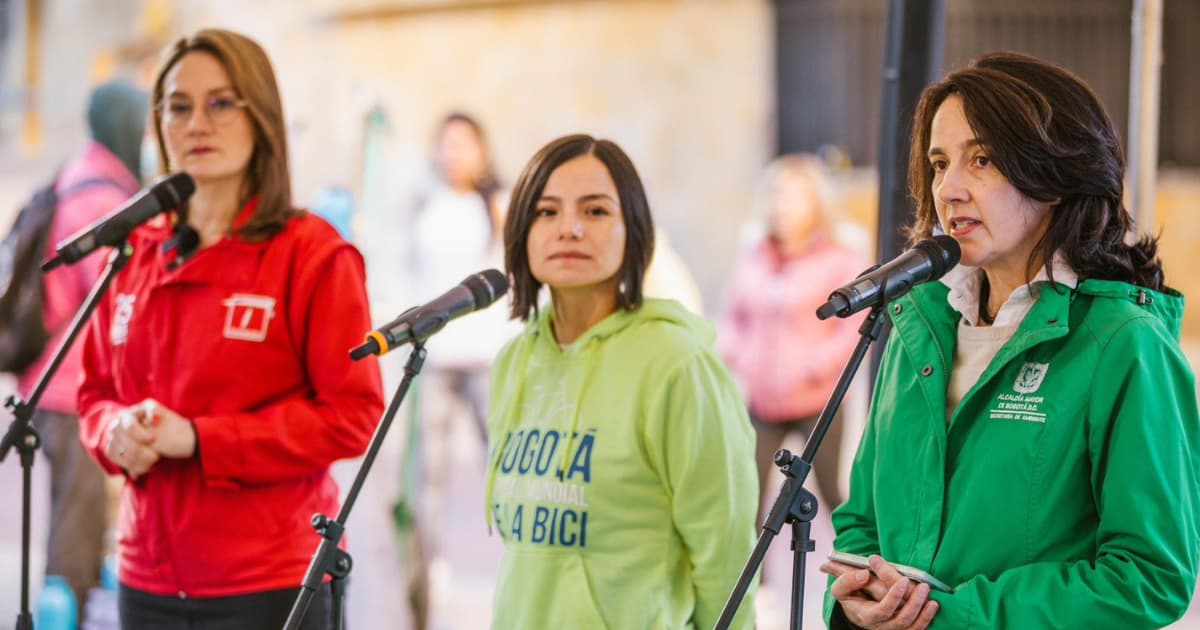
[158,95,248,129]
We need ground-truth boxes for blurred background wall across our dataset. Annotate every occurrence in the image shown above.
[0,0,776,315]
[1,0,1196,323]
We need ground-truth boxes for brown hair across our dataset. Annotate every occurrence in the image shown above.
[152,28,297,241]
[504,134,656,321]
[907,51,1163,290]
[435,111,501,236]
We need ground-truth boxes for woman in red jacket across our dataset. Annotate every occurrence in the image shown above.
[77,29,384,629]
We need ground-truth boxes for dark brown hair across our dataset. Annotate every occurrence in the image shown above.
[436,111,501,236]
[907,51,1163,290]
[152,28,297,241]
[504,134,656,321]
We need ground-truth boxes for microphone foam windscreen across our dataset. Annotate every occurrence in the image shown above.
[153,172,196,209]
[463,269,510,307]
[921,235,962,277]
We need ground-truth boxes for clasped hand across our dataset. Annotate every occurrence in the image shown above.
[820,554,940,630]
[104,398,197,478]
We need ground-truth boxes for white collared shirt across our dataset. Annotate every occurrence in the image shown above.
[941,254,1079,328]
[941,254,1079,421]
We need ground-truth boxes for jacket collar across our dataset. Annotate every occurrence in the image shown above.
[893,278,1073,384]
[940,253,1079,327]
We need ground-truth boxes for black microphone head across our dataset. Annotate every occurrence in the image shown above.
[462,269,510,308]
[162,223,200,270]
[175,223,200,254]
[914,235,962,280]
[150,172,196,209]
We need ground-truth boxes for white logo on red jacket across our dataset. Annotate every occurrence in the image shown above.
[110,293,136,346]
[222,294,276,342]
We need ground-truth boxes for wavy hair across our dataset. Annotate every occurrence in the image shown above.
[907,51,1163,290]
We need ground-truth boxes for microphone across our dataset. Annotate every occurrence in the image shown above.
[816,235,961,320]
[42,172,196,271]
[350,269,510,360]
[163,223,200,271]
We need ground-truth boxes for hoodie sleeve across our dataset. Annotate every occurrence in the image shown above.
[925,316,1200,629]
[643,348,759,630]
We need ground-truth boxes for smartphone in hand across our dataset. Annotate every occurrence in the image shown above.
[828,551,954,593]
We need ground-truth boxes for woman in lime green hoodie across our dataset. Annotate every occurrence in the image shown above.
[821,52,1200,629]
[485,134,759,629]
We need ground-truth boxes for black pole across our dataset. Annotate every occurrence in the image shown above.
[1,243,133,630]
[872,0,944,379]
[284,342,427,630]
[714,304,888,630]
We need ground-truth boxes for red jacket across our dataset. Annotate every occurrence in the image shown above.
[78,206,384,597]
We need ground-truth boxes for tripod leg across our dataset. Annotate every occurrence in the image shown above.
[17,444,34,630]
[331,576,346,630]
[791,519,814,630]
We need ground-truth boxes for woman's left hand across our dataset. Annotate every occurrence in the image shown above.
[821,555,939,629]
[132,398,197,459]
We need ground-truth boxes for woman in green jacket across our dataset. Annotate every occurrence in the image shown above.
[485,134,758,629]
[822,52,1200,629]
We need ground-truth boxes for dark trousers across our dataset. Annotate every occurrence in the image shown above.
[751,411,845,516]
[33,409,108,619]
[118,583,336,630]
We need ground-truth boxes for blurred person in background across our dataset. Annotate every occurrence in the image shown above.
[484,134,758,629]
[409,112,506,446]
[405,111,515,614]
[717,154,868,518]
[76,29,383,629]
[822,52,1199,629]
[12,79,148,621]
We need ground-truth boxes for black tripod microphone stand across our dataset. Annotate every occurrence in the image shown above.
[714,302,887,630]
[1,244,133,630]
[283,341,427,630]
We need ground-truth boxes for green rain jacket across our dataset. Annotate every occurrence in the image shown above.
[485,298,758,629]
[826,279,1200,629]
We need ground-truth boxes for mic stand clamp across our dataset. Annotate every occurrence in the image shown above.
[714,302,887,630]
[284,341,427,630]
[0,243,133,630]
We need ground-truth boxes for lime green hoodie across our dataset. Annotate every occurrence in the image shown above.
[485,298,758,629]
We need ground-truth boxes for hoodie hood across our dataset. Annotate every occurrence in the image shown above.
[532,297,716,356]
[87,80,149,181]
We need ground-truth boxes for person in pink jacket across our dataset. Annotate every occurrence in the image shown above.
[15,79,147,620]
[718,154,868,516]
[76,29,383,629]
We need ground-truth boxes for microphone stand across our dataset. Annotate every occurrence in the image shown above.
[714,302,887,630]
[0,243,133,630]
[284,341,427,630]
